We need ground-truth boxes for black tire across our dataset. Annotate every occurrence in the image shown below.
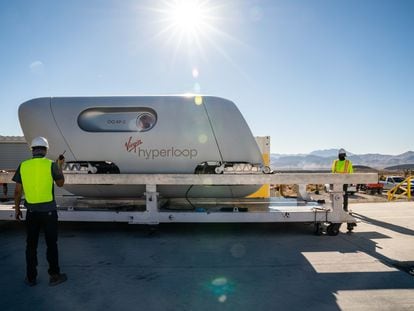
[327,223,341,236]
[262,166,272,174]
[347,223,356,232]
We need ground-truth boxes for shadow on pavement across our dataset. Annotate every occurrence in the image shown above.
[352,212,414,236]
[1,219,414,311]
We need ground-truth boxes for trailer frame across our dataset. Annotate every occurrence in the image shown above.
[0,173,377,235]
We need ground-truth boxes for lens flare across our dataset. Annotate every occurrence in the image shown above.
[212,277,227,286]
[218,295,227,303]
[194,96,203,105]
[207,277,235,302]
[192,68,199,78]
[193,82,201,93]
[198,134,208,144]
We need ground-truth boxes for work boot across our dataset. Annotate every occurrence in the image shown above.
[49,273,67,286]
[24,277,37,287]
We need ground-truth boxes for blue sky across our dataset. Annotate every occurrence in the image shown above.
[1,0,413,154]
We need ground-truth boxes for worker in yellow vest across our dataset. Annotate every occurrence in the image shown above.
[331,148,353,211]
[12,136,67,286]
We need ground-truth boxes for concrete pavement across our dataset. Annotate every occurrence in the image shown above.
[1,201,413,311]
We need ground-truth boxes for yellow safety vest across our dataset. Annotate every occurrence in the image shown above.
[332,159,353,174]
[20,158,54,204]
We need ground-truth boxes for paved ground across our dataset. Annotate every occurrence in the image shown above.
[1,201,414,311]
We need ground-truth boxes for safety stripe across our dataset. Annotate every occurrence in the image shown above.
[344,160,349,173]
[334,160,338,173]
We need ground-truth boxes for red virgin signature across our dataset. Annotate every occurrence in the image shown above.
[125,136,143,153]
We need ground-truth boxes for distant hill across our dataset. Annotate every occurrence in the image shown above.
[271,151,414,170]
[384,164,414,171]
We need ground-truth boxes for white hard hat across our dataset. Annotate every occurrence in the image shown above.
[30,136,49,149]
[338,148,346,155]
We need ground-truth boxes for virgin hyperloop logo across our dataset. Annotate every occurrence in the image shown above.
[124,136,198,160]
[125,136,143,153]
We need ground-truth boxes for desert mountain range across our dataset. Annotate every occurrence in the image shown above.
[271,149,414,170]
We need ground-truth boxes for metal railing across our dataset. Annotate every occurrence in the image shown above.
[1,172,378,228]
[387,175,413,201]
[0,172,378,186]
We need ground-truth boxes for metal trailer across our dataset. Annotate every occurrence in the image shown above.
[0,172,377,235]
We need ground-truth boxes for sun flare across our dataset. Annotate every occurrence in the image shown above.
[152,0,222,50]
[144,0,247,86]
[170,1,206,33]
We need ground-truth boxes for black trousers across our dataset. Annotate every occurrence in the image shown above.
[25,210,60,280]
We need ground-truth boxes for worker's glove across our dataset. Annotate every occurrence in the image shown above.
[15,208,22,221]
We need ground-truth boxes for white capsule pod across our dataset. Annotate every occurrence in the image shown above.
[18,95,263,198]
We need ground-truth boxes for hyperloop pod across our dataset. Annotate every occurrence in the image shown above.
[18,96,264,198]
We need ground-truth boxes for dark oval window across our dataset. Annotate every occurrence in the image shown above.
[136,112,156,132]
[77,107,157,132]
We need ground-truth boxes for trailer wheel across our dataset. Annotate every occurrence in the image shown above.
[327,223,341,236]
[262,166,272,174]
[347,223,356,232]
[214,166,224,174]
[314,223,323,235]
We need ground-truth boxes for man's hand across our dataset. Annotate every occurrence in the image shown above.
[57,154,65,170]
[15,207,22,221]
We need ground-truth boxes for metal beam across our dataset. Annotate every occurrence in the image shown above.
[0,172,378,185]
[0,171,377,230]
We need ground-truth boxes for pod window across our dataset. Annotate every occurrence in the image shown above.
[77,107,157,132]
[136,112,156,132]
